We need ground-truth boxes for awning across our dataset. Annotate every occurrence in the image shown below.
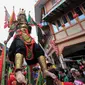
[42,0,66,19]
[62,42,85,58]
[43,0,85,23]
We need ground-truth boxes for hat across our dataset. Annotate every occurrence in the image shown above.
[70,68,78,72]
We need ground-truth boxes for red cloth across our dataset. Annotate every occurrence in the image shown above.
[8,73,16,85]
[10,73,16,82]
[23,71,27,76]
[63,82,74,85]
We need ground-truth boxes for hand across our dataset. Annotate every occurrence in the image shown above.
[43,70,57,79]
[15,71,27,84]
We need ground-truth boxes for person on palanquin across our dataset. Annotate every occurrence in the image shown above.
[4,9,56,84]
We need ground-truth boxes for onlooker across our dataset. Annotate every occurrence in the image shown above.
[82,68,85,76]
[58,68,65,81]
[46,63,57,85]
[64,69,73,82]
[46,67,74,85]
[32,67,39,85]
[70,68,85,85]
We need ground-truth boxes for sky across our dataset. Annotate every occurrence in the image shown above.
[0,0,38,47]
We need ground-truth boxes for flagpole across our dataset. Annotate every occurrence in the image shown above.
[38,42,49,59]
[1,45,6,85]
[27,65,32,85]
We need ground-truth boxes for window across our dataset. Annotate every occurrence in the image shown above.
[62,16,70,27]
[57,20,61,27]
[52,24,58,33]
[62,16,67,23]
[68,12,76,24]
[68,12,74,20]
[56,20,63,30]
[75,7,83,16]
[74,7,85,20]
[82,2,85,10]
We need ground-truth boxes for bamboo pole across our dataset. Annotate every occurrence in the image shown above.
[35,70,41,85]
[28,65,32,85]
[1,45,6,85]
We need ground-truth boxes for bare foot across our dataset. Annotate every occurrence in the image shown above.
[43,70,57,79]
[15,71,27,84]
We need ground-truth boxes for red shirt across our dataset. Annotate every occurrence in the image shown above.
[62,82,74,85]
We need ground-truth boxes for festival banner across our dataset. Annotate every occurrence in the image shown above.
[0,49,4,80]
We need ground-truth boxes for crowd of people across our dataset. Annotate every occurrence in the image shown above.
[5,60,85,85]
[32,60,85,85]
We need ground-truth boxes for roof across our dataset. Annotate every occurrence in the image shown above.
[35,0,85,23]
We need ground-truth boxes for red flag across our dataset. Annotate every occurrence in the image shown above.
[4,6,10,28]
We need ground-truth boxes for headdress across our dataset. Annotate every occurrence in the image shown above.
[18,8,25,16]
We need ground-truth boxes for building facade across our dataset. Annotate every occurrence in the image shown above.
[35,0,85,68]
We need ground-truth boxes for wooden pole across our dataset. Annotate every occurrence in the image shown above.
[35,70,41,85]
[28,65,31,85]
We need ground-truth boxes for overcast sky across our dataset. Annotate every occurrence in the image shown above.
[0,0,38,47]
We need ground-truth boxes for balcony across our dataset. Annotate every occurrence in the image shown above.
[55,20,85,44]
[43,0,85,23]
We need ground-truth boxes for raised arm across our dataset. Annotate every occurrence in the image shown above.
[4,31,14,44]
[4,21,18,44]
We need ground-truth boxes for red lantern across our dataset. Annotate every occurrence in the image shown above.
[73,13,78,18]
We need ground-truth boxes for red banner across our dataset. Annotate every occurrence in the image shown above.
[0,59,3,80]
[0,49,4,80]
